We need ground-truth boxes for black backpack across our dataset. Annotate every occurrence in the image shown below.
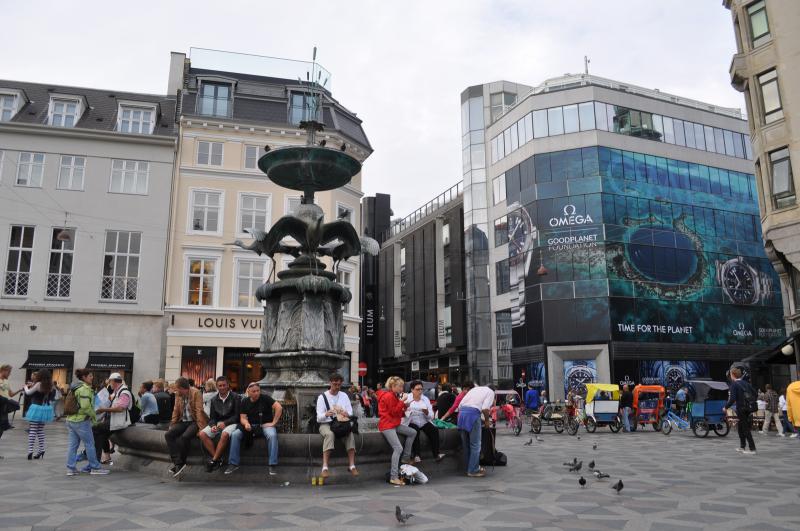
[737,381,758,414]
[118,387,140,424]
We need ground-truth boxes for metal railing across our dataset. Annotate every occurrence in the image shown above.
[382,181,463,241]
[100,276,138,301]
[46,273,71,298]
[3,272,29,296]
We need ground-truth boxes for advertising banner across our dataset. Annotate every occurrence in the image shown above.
[639,360,709,393]
[563,360,597,396]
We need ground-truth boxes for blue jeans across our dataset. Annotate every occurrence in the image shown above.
[459,410,482,474]
[621,407,632,432]
[66,420,101,471]
[780,411,795,434]
[229,426,278,466]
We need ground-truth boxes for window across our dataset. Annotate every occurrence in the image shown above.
[117,104,155,134]
[289,92,318,125]
[495,259,510,295]
[109,159,148,194]
[187,257,217,306]
[563,104,579,134]
[46,228,74,298]
[197,141,223,166]
[490,92,516,122]
[49,97,81,127]
[547,107,564,135]
[336,268,354,315]
[337,203,354,224]
[770,148,794,208]
[16,152,45,187]
[286,196,302,215]
[747,1,770,47]
[4,225,34,296]
[101,231,140,301]
[758,69,783,124]
[442,222,450,246]
[236,260,267,308]
[579,102,595,131]
[198,82,231,117]
[492,173,506,205]
[239,194,270,235]
[532,109,548,138]
[244,145,267,169]
[191,190,222,233]
[57,155,85,191]
[594,102,608,131]
[494,215,508,247]
[1,94,16,121]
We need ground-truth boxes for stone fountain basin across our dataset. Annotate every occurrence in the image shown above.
[112,426,465,484]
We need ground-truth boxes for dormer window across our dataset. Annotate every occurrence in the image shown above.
[116,101,157,134]
[48,95,84,127]
[198,82,232,118]
[289,92,319,125]
[0,89,27,122]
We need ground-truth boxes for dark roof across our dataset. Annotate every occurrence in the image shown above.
[180,68,371,151]
[0,79,177,136]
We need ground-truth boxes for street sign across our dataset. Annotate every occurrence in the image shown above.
[358,361,367,377]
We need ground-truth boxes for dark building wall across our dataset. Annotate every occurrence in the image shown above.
[447,207,467,348]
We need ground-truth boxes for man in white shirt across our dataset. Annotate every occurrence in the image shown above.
[316,373,358,478]
[457,384,495,477]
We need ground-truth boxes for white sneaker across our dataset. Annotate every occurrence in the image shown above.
[778,433,786,437]
[790,433,798,438]
[736,447,745,453]
[742,449,757,455]
[759,431,767,435]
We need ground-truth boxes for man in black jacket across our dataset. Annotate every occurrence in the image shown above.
[197,376,240,471]
[726,367,757,454]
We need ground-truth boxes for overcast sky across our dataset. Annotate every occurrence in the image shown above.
[1,0,743,217]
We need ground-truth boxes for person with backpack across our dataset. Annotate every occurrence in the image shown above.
[316,373,359,479]
[64,369,109,475]
[726,367,757,455]
[92,373,134,464]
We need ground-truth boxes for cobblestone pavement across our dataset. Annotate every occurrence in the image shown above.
[1,420,799,530]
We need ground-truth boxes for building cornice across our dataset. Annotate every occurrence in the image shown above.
[0,121,177,147]
[0,304,164,317]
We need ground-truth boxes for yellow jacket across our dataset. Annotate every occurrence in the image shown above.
[786,381,800,427]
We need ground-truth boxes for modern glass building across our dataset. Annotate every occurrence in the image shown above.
[463,75,784,397]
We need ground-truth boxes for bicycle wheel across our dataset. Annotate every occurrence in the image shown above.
[566,417,579,436]
[513,417,523,436]
[554,419,564,433]
[609,418,622,433]
[713,422,730,437]
[692,420,710,438]
[653,415,662,431]
[585,417,597,433]
[661,418,673,435]
[530,416,542,434]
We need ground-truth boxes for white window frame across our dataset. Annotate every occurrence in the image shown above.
[197,141,224,166]
[100,230,142,302]
[46,227,75,299]
[244,145,267,170]
[285,195,302,216]
[3,225,35,298]
[16,152,45,188]
[196,79,234,118]
[109,159,149,195]
[188,188,225,236]
[0,150,4,183]
[116,101,157,135]
[57,155,86,191]
[0,89,26,122]
[183,252,221,307]
[233,256,271,309]
[336,263,355,317]
[336,202,354,224]
[47,94,84,128]
[237,192,272,238]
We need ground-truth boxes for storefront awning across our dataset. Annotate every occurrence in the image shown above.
[87,352,134,371]
[22,351,74,369]
[741,329,800,365]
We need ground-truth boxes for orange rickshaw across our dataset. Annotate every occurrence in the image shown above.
[630,385,666,431]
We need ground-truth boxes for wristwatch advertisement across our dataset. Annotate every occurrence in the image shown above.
[714,256,772,305]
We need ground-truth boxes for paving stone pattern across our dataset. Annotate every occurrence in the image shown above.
[1,421,799,530]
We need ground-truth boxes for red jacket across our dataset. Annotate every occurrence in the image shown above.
[377,389,407,431]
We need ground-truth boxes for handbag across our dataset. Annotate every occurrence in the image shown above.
[322,393,354,438]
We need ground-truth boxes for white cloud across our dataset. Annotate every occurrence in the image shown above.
[0,0,744,216]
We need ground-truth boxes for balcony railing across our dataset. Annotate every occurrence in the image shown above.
[196,96,233,119]
[46,273,71,298]
[383,181,463,241]
[101,276,138,301]
[3,271,29,296]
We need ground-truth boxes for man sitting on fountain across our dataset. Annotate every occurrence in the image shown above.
[225,382,282,476]
[198,376,239,472]
[317,373,359,478]
[165,377,208,478]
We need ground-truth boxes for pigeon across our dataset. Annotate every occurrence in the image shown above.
[576,436,581,440]
[340,142,347,152]
[593,470,610,479]
[578,476,586,488]
[563,457,578,467]
[592,443,598,451]
[569,461,583,473]
[611,480,624,494]
[536,436,544,442]
[395,505,414,524]
[588,460,595,470]
[319,139,327,147]
[523,438,533,446]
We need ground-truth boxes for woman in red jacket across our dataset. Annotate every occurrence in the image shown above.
[378,376,416,485]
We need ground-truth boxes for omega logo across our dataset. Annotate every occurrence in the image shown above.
[732,322,753,338]
[549,204,594,227]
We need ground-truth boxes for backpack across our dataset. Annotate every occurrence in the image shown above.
[117,387,140,424]
[738,381,758,414]
[63,387,79,416]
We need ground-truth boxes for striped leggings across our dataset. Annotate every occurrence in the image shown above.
[27,422,45,454]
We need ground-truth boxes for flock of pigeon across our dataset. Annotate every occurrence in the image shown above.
[556,442,624,495]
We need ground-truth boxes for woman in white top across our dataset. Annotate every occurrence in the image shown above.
[404,381,445,463]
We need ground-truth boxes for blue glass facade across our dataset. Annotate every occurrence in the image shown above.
[501,146,784,350]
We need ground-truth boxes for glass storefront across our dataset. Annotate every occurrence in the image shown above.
[223,348,265,392]
[180,346,216,385]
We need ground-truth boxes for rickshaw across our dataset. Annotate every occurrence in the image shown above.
[491,390,524,436]
[583,383,622,433]
[685,379,730,437]
[630,385,666,431]
[529,401,578,434]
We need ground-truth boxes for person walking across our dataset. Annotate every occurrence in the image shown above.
[65,369,109,475]
[165,377,208,478]
[23,369,56,459]
[786,380,800,438]
[760,384,784,436]
[316,373,359,479]
[726,367,757,455]
[779,388,797,437]
[524,383,540,413]
[377,376,416,486]
[457,383,495,477]
[404,380,444,463]
[619,385,634,432]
